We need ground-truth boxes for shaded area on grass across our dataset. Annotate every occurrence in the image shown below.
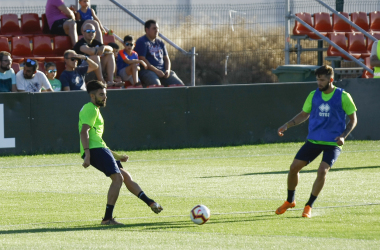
[198,165,380,178]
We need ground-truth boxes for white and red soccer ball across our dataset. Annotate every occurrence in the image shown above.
[190,205,210,225]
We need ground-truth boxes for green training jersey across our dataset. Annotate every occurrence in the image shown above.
[78,102,108,156]
[302,87,357,148]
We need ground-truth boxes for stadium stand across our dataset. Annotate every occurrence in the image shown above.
[311,12,333,39]
[369,11,380,32]
[11,62,20,73]
[350,12,369,32]
[292,12,314,38]
[0,14,22,37]
[33,35,64,61]
[346,32,369,59]
[361,57,373,78]
[332,12,351,33]
[53,36,73,56]
[366,32,380,54]
[0,37,10,52]
[326,32,349,59]
[21,13,42,36]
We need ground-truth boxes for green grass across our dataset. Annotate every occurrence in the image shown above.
[0,141,379,249]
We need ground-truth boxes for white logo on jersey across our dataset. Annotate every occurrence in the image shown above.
[319,103,330,117]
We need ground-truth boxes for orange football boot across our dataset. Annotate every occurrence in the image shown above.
[302,205,312,218]
[275,200,296,215]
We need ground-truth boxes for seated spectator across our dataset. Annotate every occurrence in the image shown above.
[45,62,62,91]
[108,42,122,82]
[46,0,103,46]
[134,20,184,87]
[16,59,53,93]
[60,50,98,91]
[117,35,147,86]
[73,23,120,86]
[75,0,107,35]
[0,51,16,92]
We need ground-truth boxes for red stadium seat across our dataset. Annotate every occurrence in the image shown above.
[369,11,380,32]
[0,14,22,37]
[362,57,373,78]
[102,34,115,45]
[346,32,369,59]
[54,61,65,79]
[293,12,314,38]
[351,12,369,32]
[38,61,45,72]
[366,32,380,54]
[41,14,51,35]
[11,36,44,62]
[0,37,10,52]
[11,62,20,73]
[311,12,333,39]
[332,12,351,33]
[53,36,72,56]
[327,32,351,60]
[33,35,64,61]
[21,13,42,35]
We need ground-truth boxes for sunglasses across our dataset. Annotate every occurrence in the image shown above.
[85,29,96,33]
[26,59,36,65]
[47,69,57,73]
[125,42,134,47]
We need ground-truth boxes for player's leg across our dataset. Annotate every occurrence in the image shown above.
[119,167,163,214]
[276,141,322,215]
[102,172,124,224]
[101,54,116,83]
[303,145,341,218]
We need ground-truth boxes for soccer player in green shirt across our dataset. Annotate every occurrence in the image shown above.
[275,65,357,218]
[79,80,163,225]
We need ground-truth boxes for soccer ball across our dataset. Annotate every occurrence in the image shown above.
[190,205,210,225]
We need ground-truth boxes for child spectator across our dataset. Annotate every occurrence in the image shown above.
[75,0,107,35]
[45,62,62,91]
[117,35,147,86]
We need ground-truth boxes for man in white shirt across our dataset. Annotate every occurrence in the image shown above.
[0,51,16,92]
[16,59,53,92]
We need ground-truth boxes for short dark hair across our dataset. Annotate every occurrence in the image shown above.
[0,51,11,61]
[123,35,134,43]
[145,19,157,30]
[25,59,38,72]
[86,80,106,94]
[45,62,56,70]
[108,42,119,50]
[315,65,334,78]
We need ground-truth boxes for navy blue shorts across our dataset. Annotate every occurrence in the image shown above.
[83,148,122,177]
[295,141,341,167]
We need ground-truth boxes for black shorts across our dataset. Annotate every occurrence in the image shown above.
[76,20,85,35]
[295,141,341,167]
[51,18,71,35]
[83,148,123,177]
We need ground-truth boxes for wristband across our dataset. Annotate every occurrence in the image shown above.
[84,56,88,61]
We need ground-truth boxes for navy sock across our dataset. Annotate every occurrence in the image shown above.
[104,204,114,220]
[138,191,154,206]
[287,190,295,203]
[306,194,317,208]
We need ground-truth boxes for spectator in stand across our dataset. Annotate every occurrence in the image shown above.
[117,35,147,86]
[0,52,16,92]
[60,50,98,91]
[45,0,103,46]
[370,40,380,78]
[16,59,53,93]
[108,42,122,83]
[134,20,184,87]
[75,0,107,35]
[45,62,62,91]
[73,23,121,86]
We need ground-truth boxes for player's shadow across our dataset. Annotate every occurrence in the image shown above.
[0,220,194,235]
[198,165,380,178]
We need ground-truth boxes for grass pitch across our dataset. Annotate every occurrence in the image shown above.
[0,141,379,249]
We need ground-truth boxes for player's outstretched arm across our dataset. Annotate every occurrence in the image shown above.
[81,124,91,168]
[278,111,310,137]
[110,150,129,162]
[335,112,357,146]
